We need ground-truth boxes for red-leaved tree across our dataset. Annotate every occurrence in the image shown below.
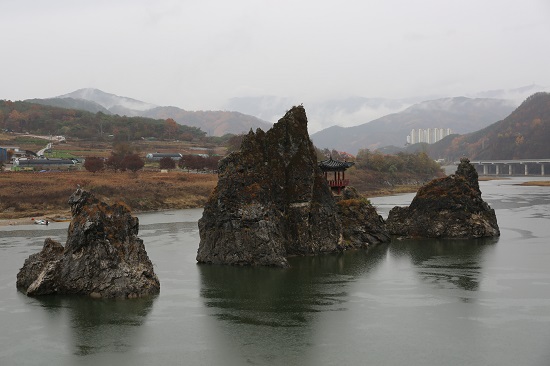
[83,156,104,173]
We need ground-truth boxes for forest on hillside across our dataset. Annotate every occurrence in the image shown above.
[427,92,550,161]
[0,100,206,141]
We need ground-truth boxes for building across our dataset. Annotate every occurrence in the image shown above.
[318,157,355,195]
[12,158,78,171]
[146,153,183,161]
[407,128,453,145]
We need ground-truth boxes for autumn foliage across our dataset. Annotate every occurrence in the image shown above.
[0,100,205,141]
[427,92,550,161]
[159,156,176,170]
[83,156,104,173]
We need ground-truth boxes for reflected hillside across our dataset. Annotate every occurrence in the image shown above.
[34,295,156,356]
[389,238,498,292]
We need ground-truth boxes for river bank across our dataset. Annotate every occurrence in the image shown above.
[0,170,217,222]
[2,169,546,225]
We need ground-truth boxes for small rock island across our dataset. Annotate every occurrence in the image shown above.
[17,189,160,298]
[197,105,390,267]
[386,157,500,238]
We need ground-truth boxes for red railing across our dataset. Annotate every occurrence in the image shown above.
[327,179,349,187]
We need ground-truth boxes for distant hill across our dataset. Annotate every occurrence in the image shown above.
[310,97,516,154]
[25,97,111,114]
[142,107,271,136]
[58,88,157,113]
[225,85,547,133]
[225,95,420,131]
[0,100,205,141]
[427,92,550,161]
[28,88,272,136]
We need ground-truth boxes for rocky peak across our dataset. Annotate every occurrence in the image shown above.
[17,189,159,298]
[197,106,390,267]
[387,159,499,238]
[455,157,480,194]
[198,106,343,267]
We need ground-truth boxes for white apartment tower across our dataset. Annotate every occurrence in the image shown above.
[407,128,452,145]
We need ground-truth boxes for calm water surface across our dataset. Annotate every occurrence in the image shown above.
[1,178,549,365]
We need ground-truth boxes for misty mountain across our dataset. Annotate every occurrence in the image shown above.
[224,85,548,135]
[427,92,550,161]
[58,88,157,112]
[310,97,516,155]
[141,107,271,136]
[471,84,547,101]
[29,88,271,136]
[225,95,422,132]
[225,96,296,125]
[25,97,111,114]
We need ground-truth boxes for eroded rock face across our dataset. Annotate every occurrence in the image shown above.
[197,106,342,267]
[197,106,390,267]
[337,187,391,248]
[16,189,160,298]
[386,158,500,238]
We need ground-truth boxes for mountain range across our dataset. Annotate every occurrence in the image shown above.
[426,92,550,161]
[24,85,548,155]
[27,88,272,136]
[225,85,547,132]
[310,97,516,154]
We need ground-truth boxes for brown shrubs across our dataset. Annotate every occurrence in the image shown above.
[0,171,217,219]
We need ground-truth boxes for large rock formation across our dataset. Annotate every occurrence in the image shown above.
[386,158,500,238]
[337,187,391,248]
[17,189,160,298]
[197,106,389,267]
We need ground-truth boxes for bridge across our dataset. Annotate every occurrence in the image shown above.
[468,159,550,176]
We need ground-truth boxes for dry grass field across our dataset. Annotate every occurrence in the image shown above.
[0,170,217,220]
[519,180,550,186]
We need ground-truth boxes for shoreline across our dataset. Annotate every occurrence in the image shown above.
[0,186,418,226]
[3,179,547,227]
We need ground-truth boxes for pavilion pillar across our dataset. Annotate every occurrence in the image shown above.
[495,164,500,175]
[524,164,528,176]
[541,164,545,176]
[483,164,488,175]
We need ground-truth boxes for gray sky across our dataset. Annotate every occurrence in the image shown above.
[2,0,550,112]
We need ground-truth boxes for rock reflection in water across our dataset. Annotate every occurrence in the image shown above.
[389,237,498,294]
[198,245,388,364]
[200,245,388,326]
[34,295,156,356]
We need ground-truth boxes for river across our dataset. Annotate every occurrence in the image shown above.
[0,177,549,365]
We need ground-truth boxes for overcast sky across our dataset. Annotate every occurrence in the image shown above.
[1,0,549,112]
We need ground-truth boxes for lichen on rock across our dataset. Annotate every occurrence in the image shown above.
[386,157,500,238]
[16,189,160,298]
[197,106,390,267]
[336,187,391,248]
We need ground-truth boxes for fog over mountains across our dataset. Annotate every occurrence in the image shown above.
[310,97,517,155]
[28,88,272,136]
[24,85,548,153]
[59,88,157,113]
[226,84,547,134]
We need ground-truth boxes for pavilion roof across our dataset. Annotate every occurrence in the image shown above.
[318,157,355,171]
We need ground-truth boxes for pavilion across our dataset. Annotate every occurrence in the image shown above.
[318,157,355,195]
